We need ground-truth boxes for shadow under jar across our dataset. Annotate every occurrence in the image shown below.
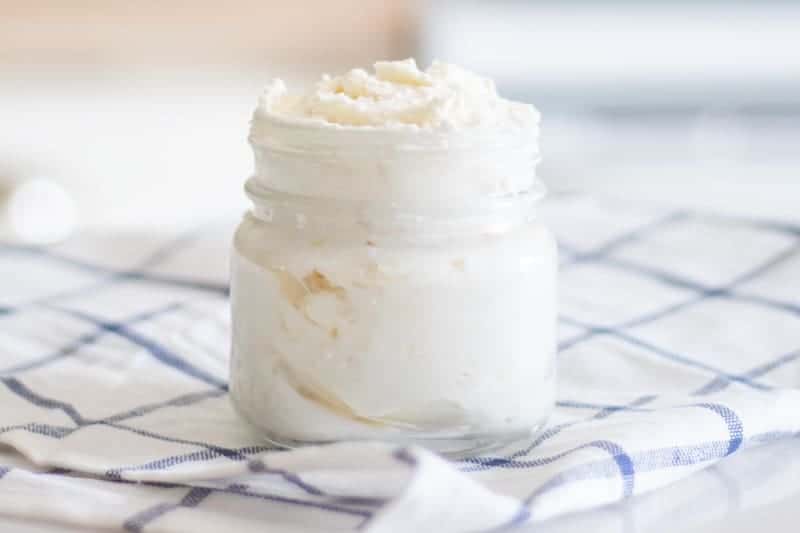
[230,121,557,457]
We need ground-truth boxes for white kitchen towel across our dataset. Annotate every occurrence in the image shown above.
[0,196,798,533]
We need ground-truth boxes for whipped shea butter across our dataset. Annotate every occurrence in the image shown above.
[229,59,557,455]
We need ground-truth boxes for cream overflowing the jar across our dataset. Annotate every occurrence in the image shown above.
[230,59,557,454]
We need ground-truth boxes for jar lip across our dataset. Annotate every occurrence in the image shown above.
[245,177,546,215]
[249,111,540,155]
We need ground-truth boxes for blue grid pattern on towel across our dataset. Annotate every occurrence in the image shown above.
[0,198,798,532]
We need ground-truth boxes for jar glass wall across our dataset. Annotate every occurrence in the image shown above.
[230,173,557,456]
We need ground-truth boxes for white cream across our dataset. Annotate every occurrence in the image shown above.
[230,60,556,452]
[256,58,539,131]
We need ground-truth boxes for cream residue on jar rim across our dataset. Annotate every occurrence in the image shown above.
[256,58,540,131]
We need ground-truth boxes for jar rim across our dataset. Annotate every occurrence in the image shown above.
[245,177,546,221]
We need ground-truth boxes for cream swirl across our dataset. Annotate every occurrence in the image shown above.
[256,58,539,131]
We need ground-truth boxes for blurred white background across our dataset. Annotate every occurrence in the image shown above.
[422,1,800,220]
[1,0,798,231]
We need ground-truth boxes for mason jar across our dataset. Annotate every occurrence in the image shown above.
[229,120,557,456]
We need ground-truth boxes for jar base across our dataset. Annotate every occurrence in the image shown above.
[256,420,548,460]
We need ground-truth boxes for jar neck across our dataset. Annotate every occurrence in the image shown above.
[246,178,545,244]
[246,120,543,242]
[249,119,541,209]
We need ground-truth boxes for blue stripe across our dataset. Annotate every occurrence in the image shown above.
[737,349,800,382]
[248,458,388,506]
[123,487,213,532]
[47,305,227,389]
[560,240,800,353]
[604,256,711,292]
[690,375,729,396]
[692,403,744,455]
[355,448,420,531]
[558,330,595,352]
[248,458,325,497]
[557,400,622,410]
[0,303,181,376]
[106,449,231,480]
[0,422,75,438]
[753,220,800,237]
[121,271,229,295]
[694,349,800,396]
[562,211,689,266]
[559,316,773,392]
[111,478,184,489]
[463,398,744,475]
[464,439,631,474]
[597,440,636,497]
[223,483,372,518]
[0,378,262,468]
[393,447,418,467]
[15,273,226,319]
[1,238,228,306]
[728,243,800,285]
[733,293,800,316]
[0,329,108,376]
[461,424,571,472]
[556,399,655,413]
[464,395,658,474]
[706,213,800,238]
[594,395,657,420]
[612,331,771,391]
[520,430,794,522]
[517,440,634,506]
[123,502,178,533]
[180,486,214,507]
[0,377,87,425]
[103,422,251,460]
[1,242,126,276]
[101,388,226,424]
[106,445,270,480]
[0,463,383,528]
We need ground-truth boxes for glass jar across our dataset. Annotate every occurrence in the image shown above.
[229,123,557,456]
